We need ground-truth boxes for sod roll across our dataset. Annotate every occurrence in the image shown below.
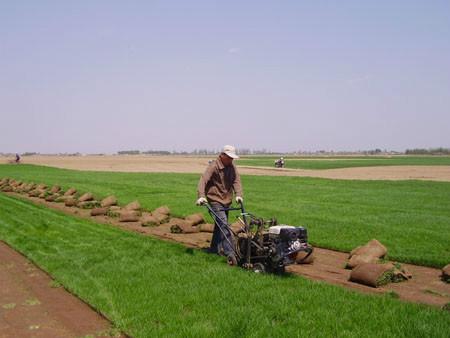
[45,195,57,202]
[184,213,205,226]
[349,239,387,259]
[65,198,77,207]
[10,180,21,187]
[22,183,35,193]
[170,220,200,234]
[50,185,61,193]
[141,214,160,227]
[153,206,170,216]
[64,188,77,196]
[349,263,395,287]
[347,254,380,269]
[101,195,118,207]
[90,207,109,216]
[199,223,215,233]
[125,200,141,211]
[119,210,140,222]
[1,186,13,192]
[15,183,27,192]
[153,212,170,224]
[347,239,388,269]
[28,189,40,197]
[78,192,94,202]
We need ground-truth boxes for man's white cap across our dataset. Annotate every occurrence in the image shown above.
[222,145,239,159]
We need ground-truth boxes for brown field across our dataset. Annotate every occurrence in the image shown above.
[2,155,450,181]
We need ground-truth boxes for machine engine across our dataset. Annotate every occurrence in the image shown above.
[237,224,312,273]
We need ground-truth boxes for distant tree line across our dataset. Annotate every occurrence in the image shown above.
[142,150,171,155]
[405,148,450,155]
[115,148,450,156]
[117,150,140,155]
[2,148,449,157]
[117,150,172,155]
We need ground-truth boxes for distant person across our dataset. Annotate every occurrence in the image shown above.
[275,157,284,168]
[196,145,243,266]
[15,153,21,164]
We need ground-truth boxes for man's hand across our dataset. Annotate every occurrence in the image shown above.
[235,196,243,204]
[196,197,208,206]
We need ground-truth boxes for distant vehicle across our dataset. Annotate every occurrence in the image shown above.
[274,157,285,168]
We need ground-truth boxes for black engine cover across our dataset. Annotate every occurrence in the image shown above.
[279,226,308,242]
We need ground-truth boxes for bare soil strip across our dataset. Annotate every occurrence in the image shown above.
[5,192,449,308]
[239,165,450,181]
[3,155,450,181]
[0,241,119,338]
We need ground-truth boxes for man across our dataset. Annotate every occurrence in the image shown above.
[196,145,243,265]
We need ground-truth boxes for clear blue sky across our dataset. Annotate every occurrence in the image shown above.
[1,1,449,153]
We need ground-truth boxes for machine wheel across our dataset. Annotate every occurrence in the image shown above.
[270,263,286,275]
[252,263,266,274]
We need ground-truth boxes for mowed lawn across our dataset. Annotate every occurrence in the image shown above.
[0,194,449,337]
[238,155,450,170]
[0,164,449,267]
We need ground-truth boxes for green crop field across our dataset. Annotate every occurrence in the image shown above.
[0,164,449,268]
[238,156,450,170]
[0,194,449,337]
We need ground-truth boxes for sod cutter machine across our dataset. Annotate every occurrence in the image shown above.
[203,202,313,273]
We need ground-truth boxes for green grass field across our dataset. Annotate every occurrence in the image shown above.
[0,164,449,268]
[238,156,450,170]
[0,194,449,337]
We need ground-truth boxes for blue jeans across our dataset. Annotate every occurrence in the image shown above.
[208,202,235,257]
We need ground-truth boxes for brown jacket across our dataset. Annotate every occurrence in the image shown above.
[197,157,243,205]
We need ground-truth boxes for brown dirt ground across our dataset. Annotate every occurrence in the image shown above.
[0,241,120,338]
[2,155,450,181]
[5,192,450,309]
